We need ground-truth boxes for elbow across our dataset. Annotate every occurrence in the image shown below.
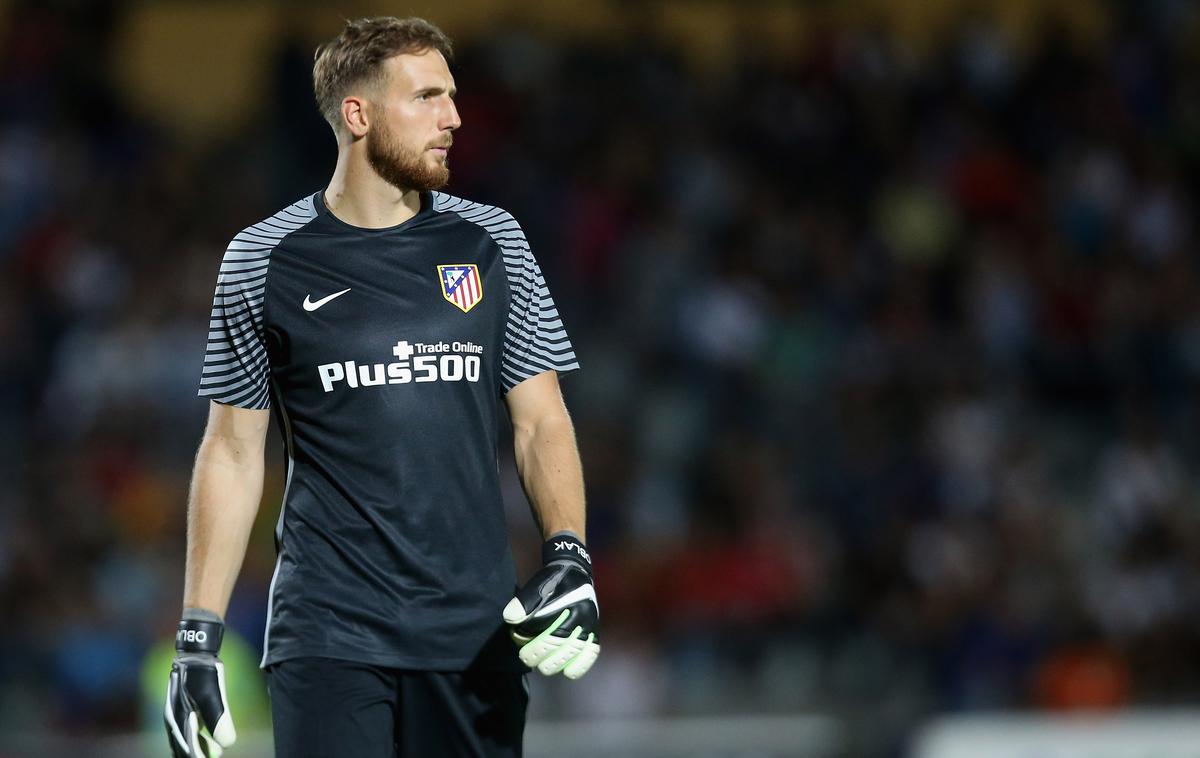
[513,410,575,452]
[197,429,265,470]
[525,409,574,437]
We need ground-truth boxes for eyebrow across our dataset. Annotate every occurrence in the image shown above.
[416,85,457,98]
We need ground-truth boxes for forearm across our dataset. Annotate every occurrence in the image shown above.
[513,414,586,540]
[182,434,266,617]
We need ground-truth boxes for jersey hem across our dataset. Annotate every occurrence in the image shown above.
[197,391,270,410]
[503,365,580,395]
[260,646,528,673]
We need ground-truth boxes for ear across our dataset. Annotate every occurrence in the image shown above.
[340,95,370,139]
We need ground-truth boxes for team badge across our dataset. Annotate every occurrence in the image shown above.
[437,264,484,313]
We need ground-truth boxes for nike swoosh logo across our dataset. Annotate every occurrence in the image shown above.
[303,288,351,311]
[530,583,598,620]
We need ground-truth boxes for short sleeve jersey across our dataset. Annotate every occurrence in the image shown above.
[198,191,579,670]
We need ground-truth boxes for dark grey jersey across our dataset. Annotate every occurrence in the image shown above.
[198,191,578,670]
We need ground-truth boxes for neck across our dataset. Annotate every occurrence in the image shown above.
[324,146,423,228]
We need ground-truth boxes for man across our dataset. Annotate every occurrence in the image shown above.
[164,17,598,758]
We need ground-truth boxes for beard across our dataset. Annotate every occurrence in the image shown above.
[366,120,450,192]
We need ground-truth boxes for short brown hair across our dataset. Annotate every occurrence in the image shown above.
[312,16,453,132]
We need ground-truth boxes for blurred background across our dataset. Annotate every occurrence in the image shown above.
[3,0,1200,756]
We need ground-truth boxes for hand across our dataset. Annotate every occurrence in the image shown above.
[164,611,237,757]
[503,533,600,679]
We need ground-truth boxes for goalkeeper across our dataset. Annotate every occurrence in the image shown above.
[164,15,597,758]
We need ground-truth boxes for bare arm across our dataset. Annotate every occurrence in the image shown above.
[505,371,586,540]
[502,372,599,680]
[182,400,271,617]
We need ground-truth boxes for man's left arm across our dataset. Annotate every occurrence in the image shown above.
[507,370,586,538]
[502,370,600,679]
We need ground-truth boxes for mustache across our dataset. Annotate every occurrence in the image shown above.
[428,137,453,149]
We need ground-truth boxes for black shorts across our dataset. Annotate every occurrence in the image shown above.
[267,657,528,758]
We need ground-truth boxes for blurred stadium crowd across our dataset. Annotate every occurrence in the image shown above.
[3,0,1200,753]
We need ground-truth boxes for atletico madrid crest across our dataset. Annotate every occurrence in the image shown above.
[437,264,484,313]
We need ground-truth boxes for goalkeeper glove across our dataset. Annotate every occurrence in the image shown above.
[164,609,237,757]
[503,532,600,679]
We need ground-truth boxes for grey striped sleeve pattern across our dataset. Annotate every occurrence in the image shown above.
[198,195,318,409]
[433,193,579,392]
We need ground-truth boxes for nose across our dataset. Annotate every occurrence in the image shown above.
[443,98,461,132]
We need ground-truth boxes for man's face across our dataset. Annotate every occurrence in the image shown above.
[365,49,461,192]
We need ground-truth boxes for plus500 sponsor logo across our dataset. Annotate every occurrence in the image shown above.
[318,340,482,392]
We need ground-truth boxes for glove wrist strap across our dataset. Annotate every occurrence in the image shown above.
[176,617,224,654]
[542,532,592,576]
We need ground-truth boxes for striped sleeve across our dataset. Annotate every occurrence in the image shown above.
[198,196,317,409]
[433,193,580,392]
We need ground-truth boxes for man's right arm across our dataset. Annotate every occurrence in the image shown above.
[183,400,271,617]
[166,401,268,756]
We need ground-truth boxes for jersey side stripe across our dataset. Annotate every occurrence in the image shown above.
[260,377,296,667]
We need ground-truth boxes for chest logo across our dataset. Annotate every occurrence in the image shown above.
[303,287,351,312]
[437,264,483,313]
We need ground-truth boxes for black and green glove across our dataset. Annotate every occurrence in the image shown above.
[503,533,600,679]
[164,609,237,757]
